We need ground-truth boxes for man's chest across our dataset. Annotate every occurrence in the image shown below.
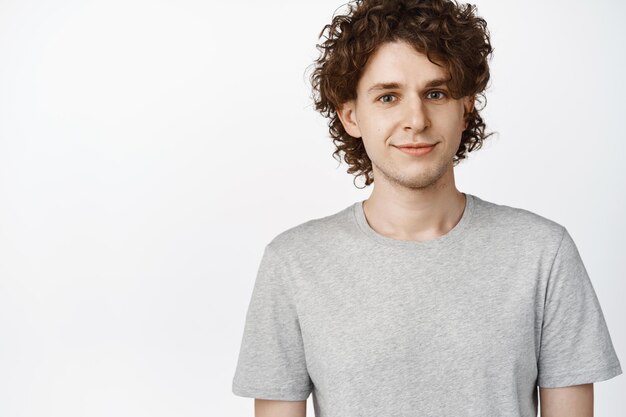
[294,256,542,390]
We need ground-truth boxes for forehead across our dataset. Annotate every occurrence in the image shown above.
[358,41,449,92]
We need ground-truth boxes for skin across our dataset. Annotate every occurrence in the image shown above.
[540,384,594,417]
[254,39,594,416]
[255,398,306,417]
[336,40,474,242]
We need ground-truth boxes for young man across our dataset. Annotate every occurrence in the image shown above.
[232,0,622,416]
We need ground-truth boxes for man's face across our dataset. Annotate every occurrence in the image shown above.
[337,40,474,190]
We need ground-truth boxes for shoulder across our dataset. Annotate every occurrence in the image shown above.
[469,193,567,248]
[264,202,356,259]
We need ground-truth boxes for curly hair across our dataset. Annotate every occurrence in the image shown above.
[307,0,495,188]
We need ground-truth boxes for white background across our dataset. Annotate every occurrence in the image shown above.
[0,0,624,416]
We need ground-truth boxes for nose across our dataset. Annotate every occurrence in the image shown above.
[403,94,430,132]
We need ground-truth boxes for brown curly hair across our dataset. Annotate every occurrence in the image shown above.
[307,0,495,188]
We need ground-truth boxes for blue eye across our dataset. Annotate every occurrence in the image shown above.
[428,91,447,100]
[378,94,395,103]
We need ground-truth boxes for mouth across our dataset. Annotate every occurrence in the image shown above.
[394,143,438,156]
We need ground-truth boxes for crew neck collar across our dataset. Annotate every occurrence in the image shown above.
[352,192,476,250]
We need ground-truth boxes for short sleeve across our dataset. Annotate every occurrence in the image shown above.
[232,244,313,400]
[537,227,623,388]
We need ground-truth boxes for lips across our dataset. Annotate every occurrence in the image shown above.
[395,142,437,156]
[396,143,437,149]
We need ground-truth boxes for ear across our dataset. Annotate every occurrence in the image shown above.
[336,99,362,138]
[463,96,475,129]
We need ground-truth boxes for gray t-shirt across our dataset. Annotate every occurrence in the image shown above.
[232,193,622,416]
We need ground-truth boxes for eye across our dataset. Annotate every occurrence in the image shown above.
[427,91,447,100]
[377,94,396,104]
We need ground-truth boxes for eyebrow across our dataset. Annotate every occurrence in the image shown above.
[366,77,451,95]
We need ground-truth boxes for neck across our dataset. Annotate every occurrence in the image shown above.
[362,168,466,242]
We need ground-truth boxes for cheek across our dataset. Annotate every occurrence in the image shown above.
[361,118,389,140]
[440,111,466,134]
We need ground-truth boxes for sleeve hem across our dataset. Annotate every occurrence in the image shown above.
[537,362,623,388]
[232,380,311,401]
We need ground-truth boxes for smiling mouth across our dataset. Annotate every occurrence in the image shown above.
[394,143,437,156]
